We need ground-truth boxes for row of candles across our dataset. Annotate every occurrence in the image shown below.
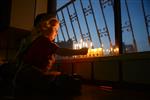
[56,39,119,60]
[74,39,119,56]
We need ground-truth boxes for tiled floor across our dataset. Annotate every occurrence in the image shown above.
[1,84,150,100]
[73,84,150,100]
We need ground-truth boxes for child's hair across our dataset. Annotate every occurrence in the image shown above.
[34,13,59,28]
[32,13,59,40]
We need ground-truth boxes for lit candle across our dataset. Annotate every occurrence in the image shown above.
[85,42,88,48]
[90,42,93,48]
[98,48,102,56]
[88,49,92,57]
[83,41,85,48]
[116,47,119,55]
[80,39,83,48]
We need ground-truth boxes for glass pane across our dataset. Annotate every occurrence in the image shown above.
[57,0,116,57]
[56,0,150,58]
[57,0,71,9]
[121,0,150,53]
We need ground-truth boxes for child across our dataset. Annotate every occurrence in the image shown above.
[14,13,88,97]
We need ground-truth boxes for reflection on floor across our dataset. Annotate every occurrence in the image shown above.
[73,84,150,100]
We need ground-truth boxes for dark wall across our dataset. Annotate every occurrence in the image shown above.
[0,0,11,31]
[47,0,56,16]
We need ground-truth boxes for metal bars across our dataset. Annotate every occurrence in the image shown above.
[99,0,113,48]
[141,0,150,46]
[56,0,150,53]
[124,0,137,52]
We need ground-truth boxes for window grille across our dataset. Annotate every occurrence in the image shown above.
[56,0,150,56]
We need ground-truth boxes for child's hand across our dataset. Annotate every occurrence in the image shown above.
[80,48,88,55]
[44,71,61,76]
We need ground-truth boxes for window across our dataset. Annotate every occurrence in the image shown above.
[56,0,150,56]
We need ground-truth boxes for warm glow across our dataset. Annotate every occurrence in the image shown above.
[57,41,120,60]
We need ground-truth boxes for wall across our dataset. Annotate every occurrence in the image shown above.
[0,0,11,31]
[122,59,150,84]
[56,52,150,85]
[10,0,48,30]
[0,0,50,63]
[10,0,35,30]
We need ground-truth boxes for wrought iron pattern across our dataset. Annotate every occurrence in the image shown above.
[99,0,113,48]
[141,0,150,45]
[56,0,150,53]
[124,0,137,52]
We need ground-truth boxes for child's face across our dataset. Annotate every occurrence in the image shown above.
[50,23,59,41]
[40,19,59,41]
